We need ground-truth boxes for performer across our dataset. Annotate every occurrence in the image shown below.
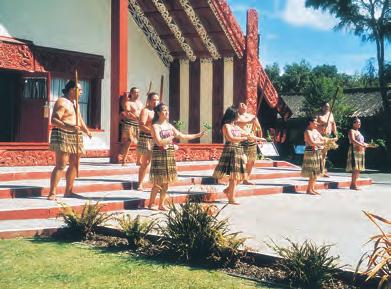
[236,102,264,185]
[137,92,160,191]
[48,80,92,200]
[118,87,144,165]
[301,116,326,195]
[346,117,368,190]
[148,103,205,210]
[213,106,263,205]
[317,102,338,177]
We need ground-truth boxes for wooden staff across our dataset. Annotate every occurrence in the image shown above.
[159,75,164,102]
[75,69,80,177]
[326,86,340,125]
[147,81,152,95]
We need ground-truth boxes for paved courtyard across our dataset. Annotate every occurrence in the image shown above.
[217,171,391,270]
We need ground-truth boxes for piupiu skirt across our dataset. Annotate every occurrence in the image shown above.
[241,140,257,162]
[346,145,365,172]
[49,128,84,154]
[213,142,247,180]
[301,147,323,178]
[121,119,139,142]
[150,144,177,184]
[137,132,153,155]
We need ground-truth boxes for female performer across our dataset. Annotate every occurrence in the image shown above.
[148,103,205,210]
[301,117,326,195]
[213,106,263,204]
[346,117,367,190]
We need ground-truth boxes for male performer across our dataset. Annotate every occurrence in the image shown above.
[137,92,160,191]
[236,102,263,185]
[48,80,92,200]
[119,87,144,165]
[317,102,338,177]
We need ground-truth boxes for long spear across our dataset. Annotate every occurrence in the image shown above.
[326,86,340,126]
[159,75,164,102]
[75,70,80,177]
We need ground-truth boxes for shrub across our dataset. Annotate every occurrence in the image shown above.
[356,211,390,289]
[270,239,341,288]
[118,214,156,248]
[58,201,113,240]
[159,202,245,266]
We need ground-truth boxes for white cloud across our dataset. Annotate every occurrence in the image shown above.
[282,0,338,31]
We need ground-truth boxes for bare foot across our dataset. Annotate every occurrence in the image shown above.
[47,194,57,201]
[228,200,240,205]
[350,185,361,190]
[147,205,158,211]
[312,190,321,195]
[158,206,168,211]
[242,180,255,185]
[322,174,330,178]
[137,185,144,191]
[63,192,79,198]
[306,190,318,195]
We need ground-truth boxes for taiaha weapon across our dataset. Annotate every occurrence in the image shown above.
[159,75,164,102]
[147,81,152,95]
[326,86,340,126]
[75,69,80,177]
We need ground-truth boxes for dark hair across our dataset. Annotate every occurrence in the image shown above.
[221,106,238,128]
[351,117,360,127]
[147,92,159,101]
[62,80,76,95]
[321,101,330,107]
[152,103,167,124]
[305,116,317,127]
[130,87,139,93]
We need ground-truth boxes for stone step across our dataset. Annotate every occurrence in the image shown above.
[0,160,296,182]
[0,176,371,223]
[0,167,301,199]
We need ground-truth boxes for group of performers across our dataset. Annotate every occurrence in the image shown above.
[47,80,369,208]
[301,102,368,194]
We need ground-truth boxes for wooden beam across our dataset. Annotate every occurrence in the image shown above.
[160,31,225,40]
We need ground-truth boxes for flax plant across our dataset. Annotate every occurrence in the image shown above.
[356,211,391,289]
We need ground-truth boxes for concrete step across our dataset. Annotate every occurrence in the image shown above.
[0,176,371,222]
[0,167,301,199]
[0,160,296,182]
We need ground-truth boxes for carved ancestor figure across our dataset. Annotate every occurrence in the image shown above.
[48,80,92,200]
[119,87,144,165]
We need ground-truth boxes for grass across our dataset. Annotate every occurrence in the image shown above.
[0,238,277,289]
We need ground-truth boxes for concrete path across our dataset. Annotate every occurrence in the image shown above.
[217,171,391,270]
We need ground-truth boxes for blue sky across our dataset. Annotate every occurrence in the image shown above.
[227,0,390,75]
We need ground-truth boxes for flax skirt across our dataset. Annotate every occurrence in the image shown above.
[137,132,153,155]
[121,119,139,142]
[213,142,247,181]
[241,140,257,162]
[346,145,365,172]
[49,128,84,154]
[301,149,323,178]
[150,144,177,185]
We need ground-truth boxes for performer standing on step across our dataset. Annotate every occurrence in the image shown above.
[301,116,326,195]
[119,87,144,165]
[48,80,92,200]
[236,102,264,184]
[213,106,263,205]
[137,92,160,191]
[346,117,368,190]
[317,102,338,177]
[148,103,205,210]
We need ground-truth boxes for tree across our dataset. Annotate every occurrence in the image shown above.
[305,0,390,113]
[281,60,312,94]
[265,62,283,92]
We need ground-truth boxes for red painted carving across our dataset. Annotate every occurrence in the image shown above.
[245,9,259,115]
[0,149,109,167]
[0,38,104,79]
[210,0,245,57]
[0,41,34,71]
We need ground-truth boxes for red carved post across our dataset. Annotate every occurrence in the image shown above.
[245,9,259,114]
[110,0,128,163]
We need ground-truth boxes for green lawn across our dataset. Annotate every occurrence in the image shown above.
[0,238,275,289]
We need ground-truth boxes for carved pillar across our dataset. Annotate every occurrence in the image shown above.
[110,0,128,163]
[245,9,259,114]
